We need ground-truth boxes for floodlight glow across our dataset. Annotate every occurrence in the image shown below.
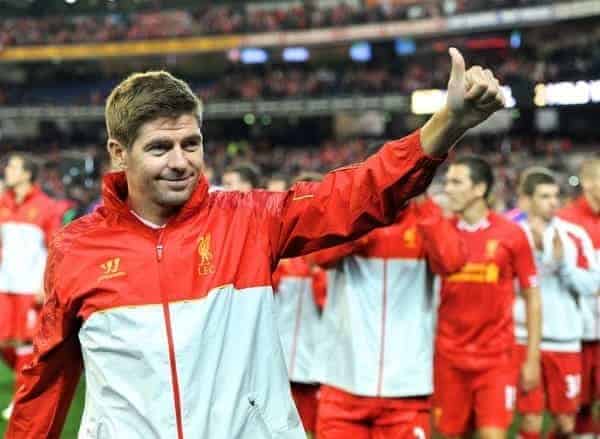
[535,80,600,106]
[240,48,268,64]
[349,42,372,62]
[395,38,416,55]
[282,47,309,62]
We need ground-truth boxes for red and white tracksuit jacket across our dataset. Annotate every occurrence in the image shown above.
[0,185,61,295]
[558,196,600,340]
[7,130,445,439]
[272,257,326,384]
[312,199,466,398]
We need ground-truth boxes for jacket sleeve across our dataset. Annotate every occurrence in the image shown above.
[271,269,282,292]
[418,213,467,276]
[6,239,83,439]
[271,261,289,292]
[268,130,445,261]
[308,236,368,269]
[559,228,600,296]
[36,204,65,296]
[511,227,539,290]
[311,266,327,310]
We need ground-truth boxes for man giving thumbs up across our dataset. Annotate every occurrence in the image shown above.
[7,49,503,439]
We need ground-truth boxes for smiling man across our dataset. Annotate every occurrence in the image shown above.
[7,49,505,438]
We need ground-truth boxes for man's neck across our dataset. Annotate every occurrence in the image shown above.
[459,199,489,225]
[583,192,600,215]
[528,213,552,228]
[128,198,175,227]
[13,182,33,204]
[130,209,165,229]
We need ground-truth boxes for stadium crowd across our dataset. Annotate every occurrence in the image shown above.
[2,19,599,107]
[1,133,591,216]
[0,0,555,47]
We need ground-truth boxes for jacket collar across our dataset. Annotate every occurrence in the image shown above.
[576,195,597,217]
[457,213,491,232]
[101,171,209,223]
[4,184,41,208]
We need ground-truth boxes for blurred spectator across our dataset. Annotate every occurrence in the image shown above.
[3,20,599,107]
[221,162,262,191]
[0,0,557,47]
[3,131,593,217]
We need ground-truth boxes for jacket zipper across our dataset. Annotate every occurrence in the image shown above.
[376,258,388,396]
[248,396,273,437]
[156,230,185,439]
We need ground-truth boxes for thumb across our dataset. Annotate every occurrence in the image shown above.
[448,47,465,88]
[553,233,562,249]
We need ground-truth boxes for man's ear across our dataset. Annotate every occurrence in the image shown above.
[107,139,128,171]
[474,181,487,199]
[23,170,33,184]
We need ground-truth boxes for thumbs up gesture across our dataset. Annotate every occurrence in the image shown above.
[419,48,507,156]
[446,48,506,130]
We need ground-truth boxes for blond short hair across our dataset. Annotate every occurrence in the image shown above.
[105,71,201,148]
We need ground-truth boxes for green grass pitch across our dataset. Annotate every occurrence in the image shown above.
[0,361,85,438]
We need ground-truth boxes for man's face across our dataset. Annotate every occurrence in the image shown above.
[111,114,204,211]
[4,156,30,189]
[222,172,252,192]
[528,183,559,222]
[581,162,600,209]
[266,179,287,192]
[444,164,485,213]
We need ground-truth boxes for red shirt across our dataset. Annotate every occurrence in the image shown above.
[436,211,538,370]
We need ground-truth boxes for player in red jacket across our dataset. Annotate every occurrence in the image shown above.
[434,156,542,439]
[558,155,600,436]
[7,49,506,438]
[310,195,466,439]
[0,154,62,419]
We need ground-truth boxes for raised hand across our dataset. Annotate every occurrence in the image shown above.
[552,232,564,263]
[528,215,545,251]
[446,47,506,130]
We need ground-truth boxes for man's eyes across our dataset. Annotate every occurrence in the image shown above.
[148,145,168,155]
[183,138,202,149]
[146,140,201,154]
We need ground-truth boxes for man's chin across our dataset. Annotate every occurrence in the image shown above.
[159,191,193,207]
[447,204,462,214]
